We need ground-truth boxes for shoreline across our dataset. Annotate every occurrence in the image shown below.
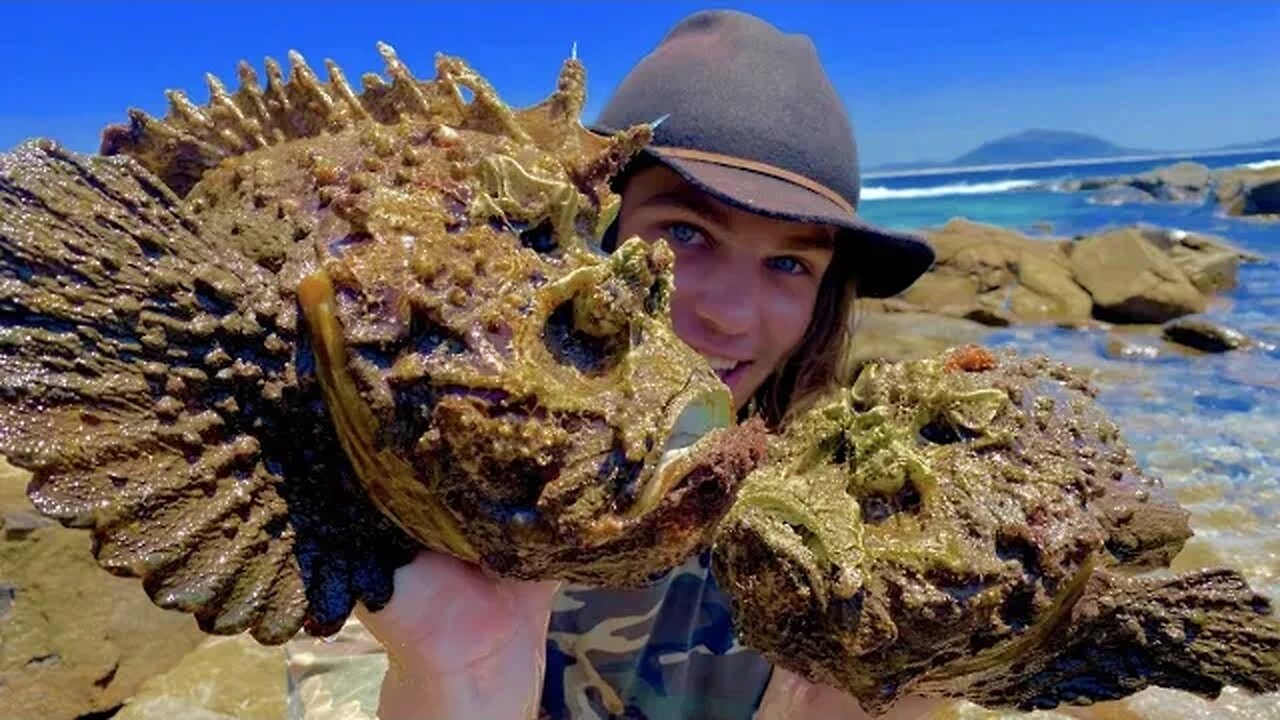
[864,146,1280,180]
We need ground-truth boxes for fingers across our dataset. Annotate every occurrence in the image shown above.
[356,552,559,673]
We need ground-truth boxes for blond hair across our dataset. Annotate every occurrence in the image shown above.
[750,243,859,428]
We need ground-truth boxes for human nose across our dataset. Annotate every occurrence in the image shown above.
[689,259,756,337]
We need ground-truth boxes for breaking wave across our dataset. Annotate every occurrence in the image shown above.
[861,179,1039,201]
[1243,158,1280,170]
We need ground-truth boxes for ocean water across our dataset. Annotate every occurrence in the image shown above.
[861,151,1280,719]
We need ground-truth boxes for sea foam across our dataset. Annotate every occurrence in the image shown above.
[861,179,1038,201]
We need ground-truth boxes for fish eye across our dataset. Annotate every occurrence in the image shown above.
[518,220,558,253]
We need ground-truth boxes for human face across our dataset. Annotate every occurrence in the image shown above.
[616,166,836,410]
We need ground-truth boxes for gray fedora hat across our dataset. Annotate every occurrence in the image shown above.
[595,10,934,298]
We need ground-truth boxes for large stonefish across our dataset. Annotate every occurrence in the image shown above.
[0,44,764,644]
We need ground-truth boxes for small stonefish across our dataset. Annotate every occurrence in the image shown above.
[0,44,765,644]
[714,346,1280,713]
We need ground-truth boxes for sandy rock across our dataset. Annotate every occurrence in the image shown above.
[1216,164,1280,218]
[1090,185,1159,206]
[0,458,206,720]
[894,219,1093,326]
[113,634,287,720]
[1070,229,1208,323]
[1162,317,1251,353]
[842,310,991,376]
[1068,162,1212,205]
[1131,161,1212,202]
[1137,226,1263,294]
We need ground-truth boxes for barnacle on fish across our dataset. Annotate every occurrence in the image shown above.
[0,43,765,645]
[713,348,1280,713]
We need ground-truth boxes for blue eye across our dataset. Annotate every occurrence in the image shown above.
[667,222,706,247]
[767,256,808,275]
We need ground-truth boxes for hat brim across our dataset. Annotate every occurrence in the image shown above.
[638,148,935,299]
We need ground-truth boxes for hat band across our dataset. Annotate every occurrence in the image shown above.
[653,146,856,217]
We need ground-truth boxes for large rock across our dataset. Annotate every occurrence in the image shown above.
[0,458,206,719]
[1136,225,1263,294]
[1216,164,1280,218]
[843,310,991,372]
[113,634,287,720]
[1066,161,1212,205]
[1069,229,1208,323]
[1089,185,1159,206]
[894,219,1093,326]
[1131,161,1212,202]
[1240,177,1280,215]
[1162,316,1251,353]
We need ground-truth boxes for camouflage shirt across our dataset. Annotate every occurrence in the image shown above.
[284,550,774,719]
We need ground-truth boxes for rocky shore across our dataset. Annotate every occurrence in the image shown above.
[857,218,1264,360]
[0,461,210,718]
[1057,160,1280,218]
[0,459,285,719]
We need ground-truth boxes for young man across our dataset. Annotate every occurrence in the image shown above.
[287,10,937,719]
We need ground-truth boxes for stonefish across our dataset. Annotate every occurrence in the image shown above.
[0,45,1276,714]
[0,44,765,644]
[715,346,1280,712]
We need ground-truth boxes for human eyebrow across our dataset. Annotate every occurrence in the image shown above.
[637,190,732,228]
[776,230,836,253]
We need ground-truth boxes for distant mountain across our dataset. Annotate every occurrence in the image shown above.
[867,129,1148,172]
[1214,136,1280,151]
[949,129,1149,167]
[866,129,1280,174]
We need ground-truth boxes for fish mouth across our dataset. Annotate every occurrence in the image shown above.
[624,386,734,520]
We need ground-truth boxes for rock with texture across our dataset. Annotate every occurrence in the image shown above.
[1130,162,1212,203]
[897,219,1093,327]
[112,634,287,720]
[867,221,1257,328]
[1070,229,1208,323]
[1216,165,1280,218]
[0,459,206,720]
[1064,162,1212,205]
[1136,225,1263,295]
[1088,185,1159,206]
[1162,317,1251,353]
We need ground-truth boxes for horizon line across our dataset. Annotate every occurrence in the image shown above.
[864,146,1280,180]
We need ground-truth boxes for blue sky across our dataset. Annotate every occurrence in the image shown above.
[2,2,1278,166]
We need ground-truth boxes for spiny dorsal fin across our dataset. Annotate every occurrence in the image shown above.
[100,42,638,199]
